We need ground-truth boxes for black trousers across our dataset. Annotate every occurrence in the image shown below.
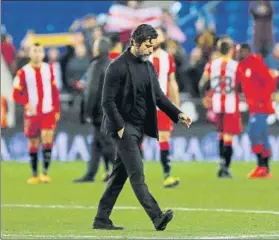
[86,126,115,179]
[96,123,162,221]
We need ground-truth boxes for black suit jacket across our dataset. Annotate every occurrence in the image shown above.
[101,49,182,139]
[83,56,111,126]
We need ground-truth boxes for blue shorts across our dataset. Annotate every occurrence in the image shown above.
[247,113,270,151]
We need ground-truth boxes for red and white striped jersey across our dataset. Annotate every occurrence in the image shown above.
[204,57,242,114]
[149,49,176,95]
[13,62,60,116]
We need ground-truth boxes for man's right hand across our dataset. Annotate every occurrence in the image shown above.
[178,113,192,128]
[118,127,125,138]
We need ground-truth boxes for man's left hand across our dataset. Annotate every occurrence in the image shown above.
[178,113,192,128]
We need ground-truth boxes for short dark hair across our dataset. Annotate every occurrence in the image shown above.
[108,32,121,48]
[98,36,112,55]
[130,24,158,46]
[217,39,233,55]
[239,43,251,52]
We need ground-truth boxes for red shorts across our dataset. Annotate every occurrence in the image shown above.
[24,112,56,138]
[157,110,173,132]
[215,112,242,135]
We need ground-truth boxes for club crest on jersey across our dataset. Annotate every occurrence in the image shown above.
[245,68,251,77]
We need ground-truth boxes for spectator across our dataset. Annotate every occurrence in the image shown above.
[92,25,104,42]
[189,48,203,66]
[195,27,217,60]
[166,40,188,92]
[69,15,97,55]
[82,15,97,54]
[65,44,91,93]
[249,0,274,57]
[47,48,63,91]
[1,34,16,75]
[60,32,85,92]
[108,32,123,60]
[185,47,206,98]
[16,47,30,70]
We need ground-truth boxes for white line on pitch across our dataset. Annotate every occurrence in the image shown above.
[2,203,279,215]
[2,233,279,239]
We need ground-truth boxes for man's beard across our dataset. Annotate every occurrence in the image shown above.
[136,51,151,62]
[140,55,150,61]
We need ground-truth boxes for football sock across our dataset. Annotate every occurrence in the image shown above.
[29,150,38,177]
[219,139,224,158]
[256,153,265,167]
[219,137,224,162]
[252,144,264,167]
[223,141,233,169]
[42,144,52,175]
[263,150,271,171]
[160,142,171,179]
[263,156,270,172]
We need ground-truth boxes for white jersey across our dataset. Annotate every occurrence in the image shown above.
[204,57,241,113]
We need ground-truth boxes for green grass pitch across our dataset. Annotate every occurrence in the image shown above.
[1,161,279,239]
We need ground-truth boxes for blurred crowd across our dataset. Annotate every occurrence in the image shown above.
[1,0,279,106]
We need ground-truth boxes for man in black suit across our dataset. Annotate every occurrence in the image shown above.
[92,24,192,231]
[73,37,115,183]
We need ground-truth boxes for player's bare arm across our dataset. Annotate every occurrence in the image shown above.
[168,73,180,107]
[198,72,210,95]
[199,72,212,109]
[152,64,192,128]
[13,70,37,115]
[168,74,192,128]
